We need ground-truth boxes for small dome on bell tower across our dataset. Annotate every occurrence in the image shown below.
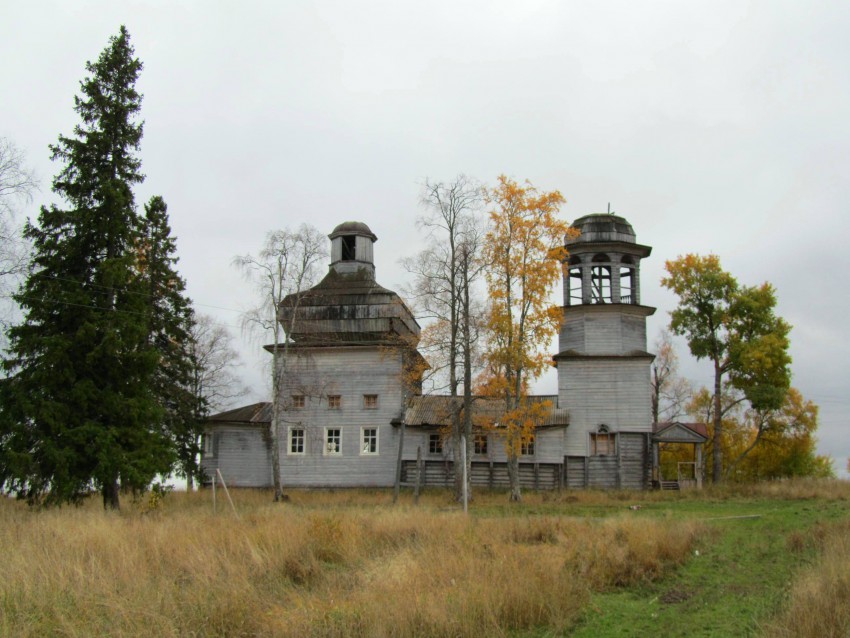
[329,221,377,278]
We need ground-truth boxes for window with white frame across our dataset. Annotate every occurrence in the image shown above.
[428,433,443,454]
[203,432,216,457]
[521,437,535,456]
[288,427,305,455]
[363,394,378,409]
[361,427,378,455]
[591,425,616,456]
[325,428,342,455]
[473,434,488,455]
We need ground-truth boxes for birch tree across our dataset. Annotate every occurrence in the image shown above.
[401,175,485,501]
[482,175,572,502]
[234,225,325,501]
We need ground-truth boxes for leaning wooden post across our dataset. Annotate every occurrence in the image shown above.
[216,469,240,519]
[413,445,422,504]
[393,422,405,504]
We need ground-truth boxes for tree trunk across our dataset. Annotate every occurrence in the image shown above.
[102,477,120,510]
[271,346,283,502]
[507,454,522,502]
[712,358,723,483]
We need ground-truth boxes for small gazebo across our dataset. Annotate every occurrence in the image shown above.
[651,422,709,490]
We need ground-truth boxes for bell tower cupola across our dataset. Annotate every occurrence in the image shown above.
[329,221,377,279]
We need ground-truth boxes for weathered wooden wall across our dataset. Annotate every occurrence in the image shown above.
[277,346,406,487]
[400,460,562,490]
[558,358,653,457]
[403,426,567,465]
[200,426,273,487]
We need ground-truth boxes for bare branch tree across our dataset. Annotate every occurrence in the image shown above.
[190,313,248,414]
[184,313,249,488]
[651,330,693,423]
[0,137,38,334]
[401,175,486,501]
[234,225,326,501]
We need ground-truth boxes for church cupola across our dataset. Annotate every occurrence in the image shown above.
[564,214,651,306]
[329,221,377,279]
[278,221,420,346]
[557,213,655,358]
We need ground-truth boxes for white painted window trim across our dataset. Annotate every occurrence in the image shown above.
[428,433,443,455]
[203,432,215,457]
[324,427,342,456]
[360,427,379,456]
[288,427,306,456]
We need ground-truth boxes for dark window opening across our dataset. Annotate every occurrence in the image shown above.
[429,434,443,454]
[341,236,356,260]
[620,266,634,304]
[474,434,488,455]
[569,267,583,305]
[591,265,611,303]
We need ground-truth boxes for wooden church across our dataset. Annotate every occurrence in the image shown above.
[201,215,707,491]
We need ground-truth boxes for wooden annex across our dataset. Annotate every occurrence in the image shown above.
[201,215,704,491]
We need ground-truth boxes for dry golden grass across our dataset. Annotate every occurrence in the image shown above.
[0,489,704,637]
[763,518,850,638]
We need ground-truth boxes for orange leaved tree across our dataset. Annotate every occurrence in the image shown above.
[482,175,573,501]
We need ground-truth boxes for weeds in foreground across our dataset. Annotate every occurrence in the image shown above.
[763,518,850,638]
[0,491,702,637]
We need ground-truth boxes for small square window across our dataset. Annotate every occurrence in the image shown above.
[328,395,341,410]
[361,427,378,455]
[428,433,443,455]
[521,437,535,456]
[591,429,616,456]
[473,434,488,455]
[289,428,305,455]
[291,395,305,409]
[363,394,378,409]
[325,428,342,455]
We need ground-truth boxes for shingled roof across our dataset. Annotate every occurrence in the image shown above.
[403,395,569,429]
[207,402,272,424]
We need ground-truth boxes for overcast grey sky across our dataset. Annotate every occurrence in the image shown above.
[2,1,848,474]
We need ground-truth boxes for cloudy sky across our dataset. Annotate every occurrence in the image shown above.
[2,1,848,474]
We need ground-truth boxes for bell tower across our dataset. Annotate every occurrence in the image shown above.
[556,214,655,483]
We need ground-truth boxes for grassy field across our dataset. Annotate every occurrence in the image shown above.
[1,480,848,637]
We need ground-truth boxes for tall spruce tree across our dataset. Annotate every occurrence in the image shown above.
[0,26,173,508]
[139,195,198,487]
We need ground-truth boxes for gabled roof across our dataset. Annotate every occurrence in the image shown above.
[652,421,708,443]
[403,395,569,429]
[207,402,272,424]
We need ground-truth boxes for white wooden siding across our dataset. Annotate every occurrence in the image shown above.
[200,426,272,487]
[277,346,405,487]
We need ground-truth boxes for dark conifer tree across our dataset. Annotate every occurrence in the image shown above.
[139,195,201,486]
[0,27,174,508]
